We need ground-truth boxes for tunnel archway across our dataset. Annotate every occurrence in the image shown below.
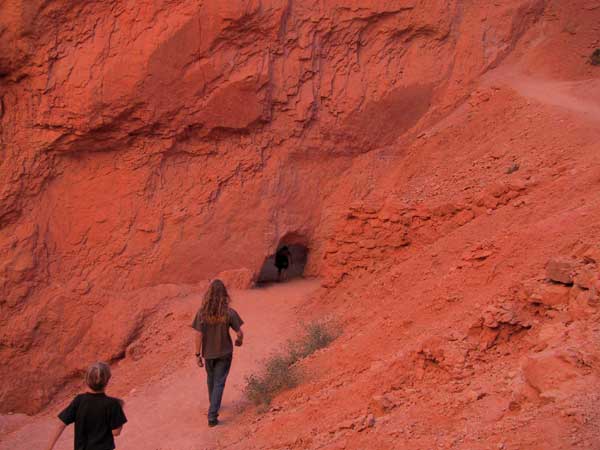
[257,236,309,284]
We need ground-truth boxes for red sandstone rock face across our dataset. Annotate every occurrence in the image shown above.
[0,0,549,413]
[1,1,600,447]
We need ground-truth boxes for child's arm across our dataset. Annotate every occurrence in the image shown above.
[109,399,127,438]
[45,421,66,450]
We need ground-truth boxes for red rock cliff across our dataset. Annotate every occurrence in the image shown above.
[0,0,551,413]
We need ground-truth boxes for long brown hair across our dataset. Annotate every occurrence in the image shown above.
[200,279,230,324]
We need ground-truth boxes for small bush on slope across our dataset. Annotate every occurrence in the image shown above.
[244,320,339,407]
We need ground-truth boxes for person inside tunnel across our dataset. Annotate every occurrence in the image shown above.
[274,245,292,282]
[257,243,308,284]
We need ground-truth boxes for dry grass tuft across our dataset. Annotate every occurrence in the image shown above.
[244,320,339,407]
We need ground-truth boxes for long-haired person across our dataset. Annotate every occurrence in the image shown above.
[192,279,244,427]
[46,362,127,450]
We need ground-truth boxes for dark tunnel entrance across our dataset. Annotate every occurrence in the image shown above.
[257,244,308,284]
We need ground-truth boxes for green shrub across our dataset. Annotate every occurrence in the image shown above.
[244,354,299,406]
[244,320,339,407]
[288,320,339,361]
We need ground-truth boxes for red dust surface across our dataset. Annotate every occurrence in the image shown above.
[0,280,320,450]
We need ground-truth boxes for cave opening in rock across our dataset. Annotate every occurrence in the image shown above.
[257,240,308,284]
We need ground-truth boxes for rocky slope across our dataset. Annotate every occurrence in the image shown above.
[222,69,600,450]
[1,1,599,447]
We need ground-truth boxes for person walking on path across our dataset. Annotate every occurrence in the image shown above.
[192,279,244,427]
[46,362,127,450]
[275,246,293,282]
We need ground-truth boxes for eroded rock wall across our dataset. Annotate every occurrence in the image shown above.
[0,0,545,412]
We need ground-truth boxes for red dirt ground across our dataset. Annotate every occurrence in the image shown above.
[1,0,600,449]
[0,279,320,450]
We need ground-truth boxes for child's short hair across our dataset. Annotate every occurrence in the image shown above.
[86,362,111,391]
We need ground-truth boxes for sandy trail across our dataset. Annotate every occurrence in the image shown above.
[0,279,320,450]
[486,68,600,122]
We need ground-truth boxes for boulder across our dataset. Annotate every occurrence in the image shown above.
[521,349,582,399]
[528,283,570,308]
[546,257,578,285]
[583,245,600,264]
[573,267,598,290]
[369,393,399,417]
[216,268,255,290]
[452,209,475,226]
[473,302,531,350]
[568,288,599,320]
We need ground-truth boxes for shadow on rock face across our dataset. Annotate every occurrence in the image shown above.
[328,83,434,154]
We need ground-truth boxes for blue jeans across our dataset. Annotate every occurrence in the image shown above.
[205,354,232,420]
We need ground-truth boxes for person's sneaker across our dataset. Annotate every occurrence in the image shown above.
[208,418,219,427]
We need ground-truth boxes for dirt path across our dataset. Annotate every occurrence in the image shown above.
[486,68,600,122]
[0,279,320,450]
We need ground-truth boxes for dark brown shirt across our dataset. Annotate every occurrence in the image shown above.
[191,308,244,359]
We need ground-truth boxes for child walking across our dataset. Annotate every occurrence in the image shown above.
[46,362,127,450]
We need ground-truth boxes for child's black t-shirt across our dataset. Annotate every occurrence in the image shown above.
[58,392,127,450]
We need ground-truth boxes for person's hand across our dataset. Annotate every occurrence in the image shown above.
[196,355,204,368]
